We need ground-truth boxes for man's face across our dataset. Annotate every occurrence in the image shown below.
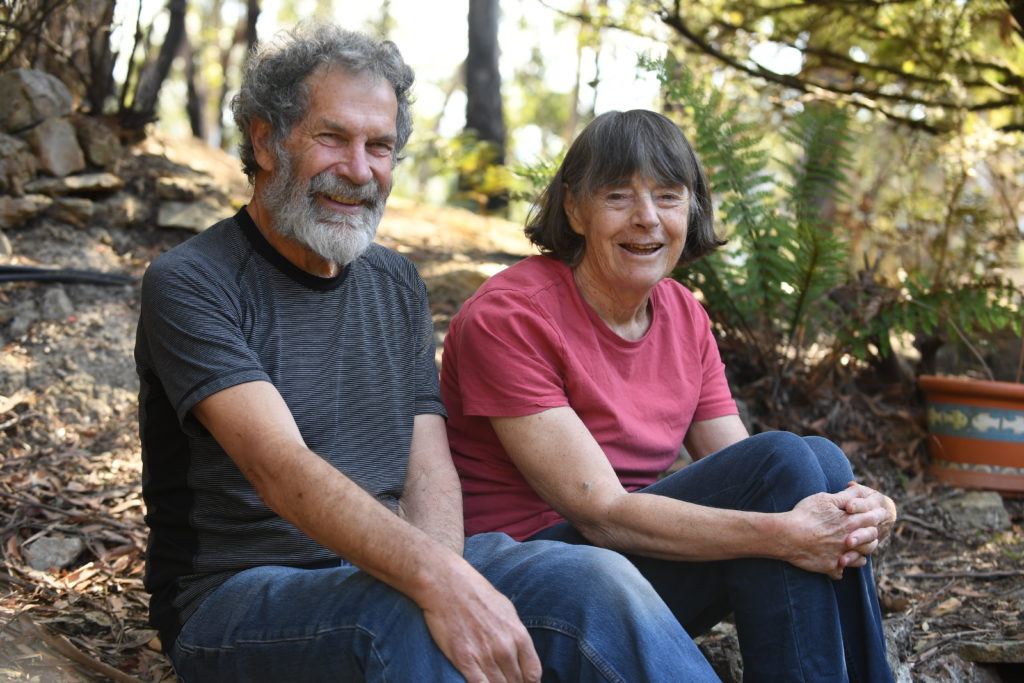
[261,66,399,267]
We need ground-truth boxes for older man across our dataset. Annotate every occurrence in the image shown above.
[135,23,718,682]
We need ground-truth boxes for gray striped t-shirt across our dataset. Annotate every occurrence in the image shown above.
[135,208,445,648]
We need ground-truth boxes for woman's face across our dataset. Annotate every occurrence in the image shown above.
[565,174,689,297]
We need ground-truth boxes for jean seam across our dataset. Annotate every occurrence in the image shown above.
[770,488,810,683]
[521,616,625,683]
[180,623,377,652]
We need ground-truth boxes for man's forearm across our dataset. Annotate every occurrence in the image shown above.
[399,414,465,555]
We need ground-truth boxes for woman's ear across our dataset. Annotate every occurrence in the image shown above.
[563,185,585,236]
[250,117,276,173]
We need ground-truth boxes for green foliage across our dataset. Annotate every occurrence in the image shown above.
[641,54,1024,391]
[509,153,565,205]
[647,55,854,379]
[835,271,1023,380]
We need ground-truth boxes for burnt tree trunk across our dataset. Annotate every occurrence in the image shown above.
[121,0,187,129]
[463,0,507,213]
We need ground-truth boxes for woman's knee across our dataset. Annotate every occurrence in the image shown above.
[803,435,854,491]
[749,431,835,498]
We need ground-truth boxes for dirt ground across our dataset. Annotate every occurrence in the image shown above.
[0,137,1021,681]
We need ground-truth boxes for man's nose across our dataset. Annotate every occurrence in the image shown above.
[335,145,373,186]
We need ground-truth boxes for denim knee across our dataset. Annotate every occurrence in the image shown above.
[751,431,835,502]
[803,435,854,492]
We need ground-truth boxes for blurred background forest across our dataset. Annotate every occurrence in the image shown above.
[5,0,1023,395]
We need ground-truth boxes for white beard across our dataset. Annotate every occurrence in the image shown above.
[262,149,388,267]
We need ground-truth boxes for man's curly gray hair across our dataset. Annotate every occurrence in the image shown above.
[232,23,415,181]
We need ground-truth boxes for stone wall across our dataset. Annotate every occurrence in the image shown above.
[0,67,245,256]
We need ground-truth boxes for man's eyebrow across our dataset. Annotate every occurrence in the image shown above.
[316,118,397,144]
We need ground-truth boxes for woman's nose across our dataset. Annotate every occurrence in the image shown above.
[632,194,659,228]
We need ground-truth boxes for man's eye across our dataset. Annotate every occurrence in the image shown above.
[318,133,344,146]
[369,142,394,155]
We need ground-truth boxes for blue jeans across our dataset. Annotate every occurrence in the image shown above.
[531,432,894,683]
[169,532,719,682]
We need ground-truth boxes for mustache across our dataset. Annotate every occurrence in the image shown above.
[307,172,385,207]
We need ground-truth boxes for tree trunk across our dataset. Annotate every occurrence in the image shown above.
[85,0,117,114]
[246,0,260,53]
[183,35,204,139]
[463,0,506,212]
[121,0,187,129]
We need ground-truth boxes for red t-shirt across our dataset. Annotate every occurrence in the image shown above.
[441,255,737,540]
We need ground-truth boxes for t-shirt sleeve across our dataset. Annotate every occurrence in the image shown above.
[138,255,269,432]
[413,276,446,417]
[451,291,569,417]
[689,295,738,421]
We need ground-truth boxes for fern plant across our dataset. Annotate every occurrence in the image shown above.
[648,56,854,387]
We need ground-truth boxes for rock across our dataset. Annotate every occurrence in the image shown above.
[884,616,914,683]
[8,297,40,339]
[96,193,145,228]
[42,286,74,321]
[21,116,86,177]
[73,114,122,168]
[0,132,38,196]
[914,653,1004,683]
[25,172,123,196]
[49,197,95,227]
[156,175,207,201]
[696,622,742,682]
[0,231,11,258]
[0,69,73,133]
[23,535,84,571]
[0,194,53,229]
[958,640,1024,663]
[940,491,1011,532]
[158,198,232,232]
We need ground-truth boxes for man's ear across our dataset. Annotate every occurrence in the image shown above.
[251,117,276,173]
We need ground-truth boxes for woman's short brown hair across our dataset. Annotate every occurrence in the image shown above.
[525,110,723,266]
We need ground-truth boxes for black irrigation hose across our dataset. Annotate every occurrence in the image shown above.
[0,265,137,286]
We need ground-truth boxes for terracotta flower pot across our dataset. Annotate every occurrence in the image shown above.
[919,374,1024,496]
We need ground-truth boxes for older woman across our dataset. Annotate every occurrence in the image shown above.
[441,110,897,682]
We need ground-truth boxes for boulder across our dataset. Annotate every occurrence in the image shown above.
[0,69,73,133]
[0,194,53,229]
[940,491,1012,532]
[22,116,86,177]
[25,172,123,196]
[49,197,95,227]
[0,132,38,196]
[158,197,233,232]
[74,114,123,169]
[23,535,84,572]
[959,640,1024,664]
[96,192,145,228]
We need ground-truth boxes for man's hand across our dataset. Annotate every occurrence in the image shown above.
[419,563,542,683]
[782,488,891,580]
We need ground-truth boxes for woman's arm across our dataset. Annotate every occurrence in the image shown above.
[491,407,888,578]
[683,414,749,460]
